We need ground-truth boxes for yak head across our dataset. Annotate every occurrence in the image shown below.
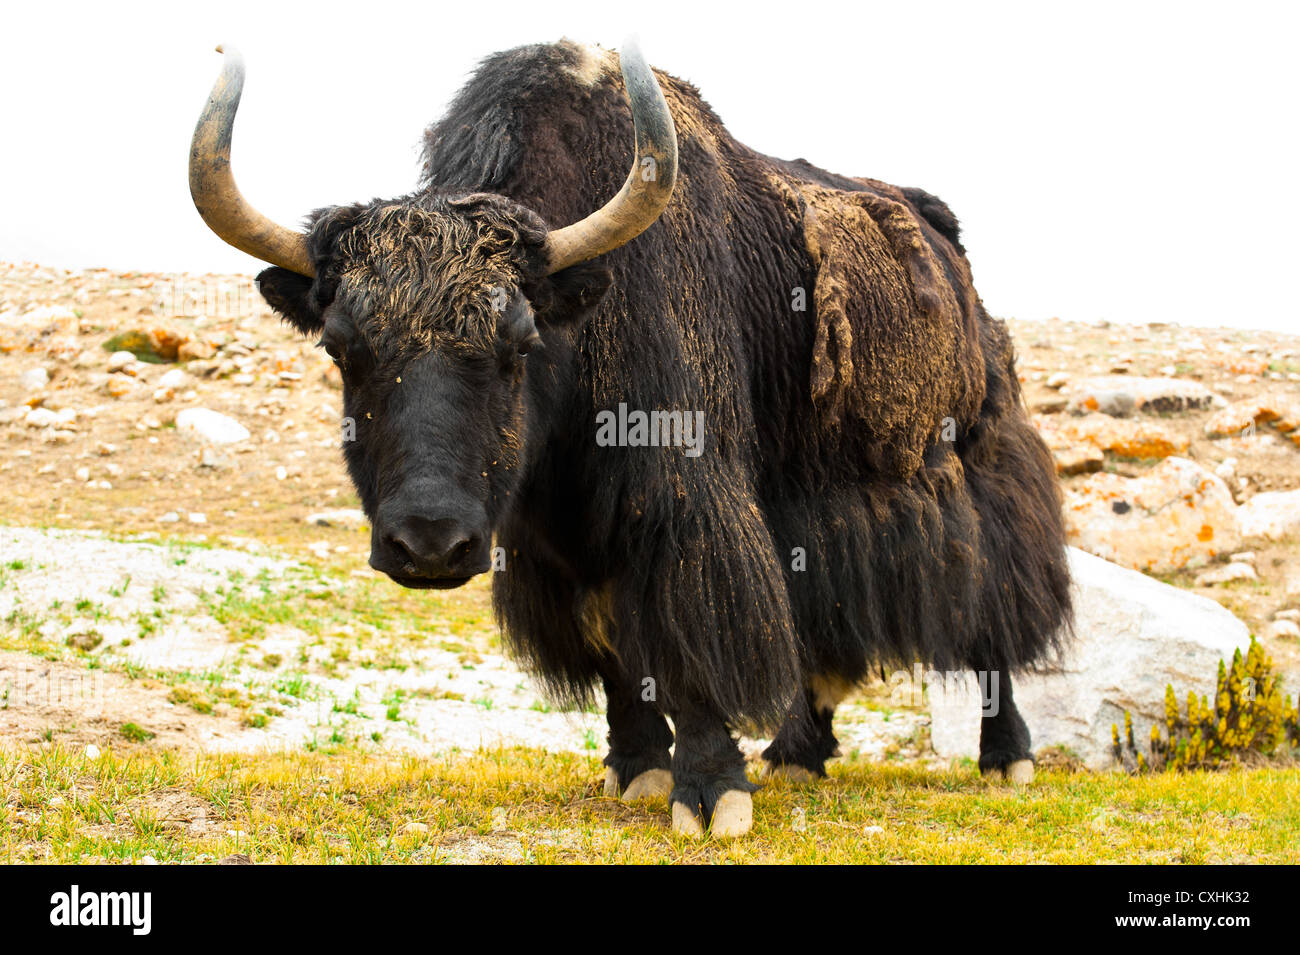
[188,43,675,589]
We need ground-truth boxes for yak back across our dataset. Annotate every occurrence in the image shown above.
[421,40,991,484]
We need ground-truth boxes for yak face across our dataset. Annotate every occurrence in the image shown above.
[258,194,612,589]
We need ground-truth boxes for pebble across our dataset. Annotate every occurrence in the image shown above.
[24,408,59,428]
[175,408,251,444]
[1194,562,1258,587]
[1267,620,1300,640]
[107,350,136,372]
[21,368,49,391]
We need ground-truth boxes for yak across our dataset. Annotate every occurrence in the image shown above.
[189,39,1071,838]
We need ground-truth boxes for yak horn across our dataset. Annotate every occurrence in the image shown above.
[543,40,678,274]
[189,45,314,277]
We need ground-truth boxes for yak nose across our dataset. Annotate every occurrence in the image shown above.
[371,514,490,583]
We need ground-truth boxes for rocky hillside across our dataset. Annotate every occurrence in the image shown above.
[1,260,1298,758]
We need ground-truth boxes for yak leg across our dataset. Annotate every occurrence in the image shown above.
[668,700,756,839]
[600,669,675,802]
[978,671,1034,784]
[761,675,850,781]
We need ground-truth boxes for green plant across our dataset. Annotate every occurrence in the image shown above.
[1114,637,1300,771]
[120,722,156,743]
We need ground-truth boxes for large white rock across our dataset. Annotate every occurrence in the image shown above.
[929,547,1251,770]
[175,408,250,444]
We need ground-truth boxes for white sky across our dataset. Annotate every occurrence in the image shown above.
[1,1,1296,331]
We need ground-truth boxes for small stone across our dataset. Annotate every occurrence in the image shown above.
[1033,396,1068,414]
[196,447,230,470]
[67,631,103,651]
[74,466,91,482]
[1194,562,1257,587]
[187,512,207,524]
[1228,552,1256,564]
[107,350,136,372]
[158,511,180,523]
[24,408,58,428]
[275,466,288,481]
[84,744,101,759]
[862,825,885,836]
[178,340,217,361]
[1045,372,1070,390]
[304,509,368,531]
[21,368,49,391]
[175,408,250,444]
[157,368,187,389]
[1274,609,1300,622]
[95,442,117,456]
[1266,620,1300,640]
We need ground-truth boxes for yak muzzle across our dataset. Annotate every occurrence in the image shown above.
[369,510,491,589]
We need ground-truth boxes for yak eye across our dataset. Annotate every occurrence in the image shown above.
[517,333,543,358]
[319,339,343,364]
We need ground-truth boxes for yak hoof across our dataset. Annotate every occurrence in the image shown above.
[762,761,817,784]
[602,767,620,797]
[671,801,706,839]
[709,790,753,839]
[982,759,1034,785]
[1005,759,1034,785]
[622,768,673,802]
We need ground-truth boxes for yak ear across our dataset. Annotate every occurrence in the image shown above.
[257,267,322,337]
[528,261,613,326]
[256,203,365,337]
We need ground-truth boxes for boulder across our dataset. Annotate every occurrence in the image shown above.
[1067,375,1223,417]
[1237,489,1300,542]
[175,408,250,445]
[1204,398,1300,447]
[1064,457,1242,572]
[929,547,1252,769]
[1037,412,1188,462]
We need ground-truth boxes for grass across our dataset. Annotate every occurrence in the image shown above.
[0,745,1296,864]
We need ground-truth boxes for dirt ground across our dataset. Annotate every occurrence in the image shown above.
[1,260,1297,762]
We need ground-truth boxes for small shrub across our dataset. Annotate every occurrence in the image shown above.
[1114,637,1300,771]
[120,722,156,743]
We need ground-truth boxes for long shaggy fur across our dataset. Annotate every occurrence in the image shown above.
[413,40,1072,725]
[269,40,1072,733]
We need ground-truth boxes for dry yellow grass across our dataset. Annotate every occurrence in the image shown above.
[1,744,1296,864]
